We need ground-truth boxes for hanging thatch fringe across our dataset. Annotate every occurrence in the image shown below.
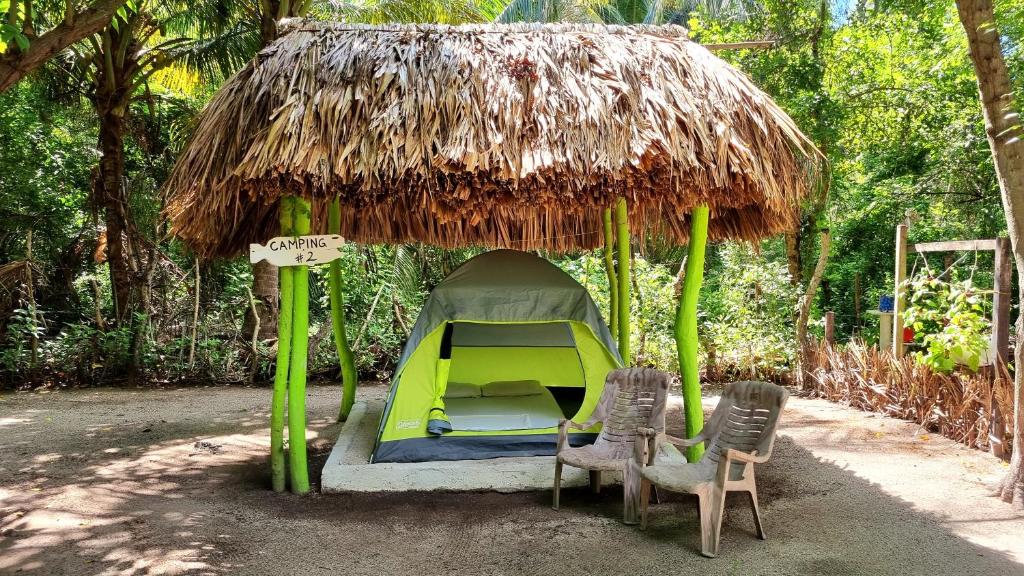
[164,21,826,258]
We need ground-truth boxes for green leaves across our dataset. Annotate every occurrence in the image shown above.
[903,271,992,373]
[0,22,29,52]
[700,240,801,375]
[111,0,138,30]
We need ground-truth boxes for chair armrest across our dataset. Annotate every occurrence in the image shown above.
[724,448,767,464]
[662,433,707,449]
[557,419,584,452]
[715,448,764,485]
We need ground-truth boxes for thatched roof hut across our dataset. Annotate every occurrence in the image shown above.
[164,21,824,258]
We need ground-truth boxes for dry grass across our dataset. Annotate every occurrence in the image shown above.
[802,340,1014,454]
[164,21,825,258]
[0,259,34,310]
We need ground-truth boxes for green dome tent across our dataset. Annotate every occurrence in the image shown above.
[373,250,622,463]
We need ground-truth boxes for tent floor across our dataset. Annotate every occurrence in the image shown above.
[321,401,622,493]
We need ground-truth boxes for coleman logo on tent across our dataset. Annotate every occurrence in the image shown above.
[249,235,344,267]
[396,419,421,430]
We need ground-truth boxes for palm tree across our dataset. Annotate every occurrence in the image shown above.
[494,0,757,26]
[318,0,491,24]
[44,0,257,378]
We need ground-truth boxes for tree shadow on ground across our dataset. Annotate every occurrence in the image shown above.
[300,435,1021,575]
[0,389,341,575]
[0,389,1021,575]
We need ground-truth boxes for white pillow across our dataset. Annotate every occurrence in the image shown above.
[481,380,543,397]
[443,381,481,398]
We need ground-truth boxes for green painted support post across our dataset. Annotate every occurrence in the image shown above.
[287,197,311,494]
[615,198,631,365]
[270,197,294,492]
[675,205,709,462]
[329,198,358,421]
[602,207,619,343]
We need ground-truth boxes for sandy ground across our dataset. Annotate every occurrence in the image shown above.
[1,383,1022,576]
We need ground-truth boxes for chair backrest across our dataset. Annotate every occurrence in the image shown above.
[589,368,671,459]
[700,381,789,476]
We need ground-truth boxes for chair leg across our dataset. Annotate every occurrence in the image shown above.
[589,470,602,495]
[623,461,641,525]
[697,492,712,557]
[639,478,652,530]
[698,488,726,558]
[748,486,766,540]
[553,461,562,510]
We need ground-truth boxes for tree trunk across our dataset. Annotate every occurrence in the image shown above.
[188,258,201,369]
[329,197,358,421]
[796,230,831,387]
[244,260,278,339]
[95,104,134,326]
[24,230,38,367]
[676,206,710,462]
[956,0,1024,508]
[287,196,312,494]
[128,242,157,383]
[615,198,631,365]
[270,198,294,492]
[243,12,278,376]
[785,231,802,286]
[260,5,278,46]
[245,0,307,359]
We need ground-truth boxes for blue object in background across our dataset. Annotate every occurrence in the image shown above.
[879,295,894,313]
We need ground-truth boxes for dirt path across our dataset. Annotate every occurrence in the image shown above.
[0,384,1021,576]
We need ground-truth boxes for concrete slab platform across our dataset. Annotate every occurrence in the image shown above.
[321,401,621,493]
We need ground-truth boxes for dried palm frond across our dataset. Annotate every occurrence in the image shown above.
[0,259,41,318]
[803,340,1014,455]
[165,21,826,258]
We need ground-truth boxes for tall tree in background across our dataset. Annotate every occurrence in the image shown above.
[79,0,250,318]
[956,0,1024,508]
[787,0,832,358]
[686,0,834,363]
[782,0,831,290]
[0,0,128,92]
[51,0,255,376]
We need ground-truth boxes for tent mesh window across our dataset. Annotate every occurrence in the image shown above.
[447,321,587,417]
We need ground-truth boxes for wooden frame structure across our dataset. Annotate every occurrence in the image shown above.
[893,224,1011,459]
[893,225,1011,365]
[162,23,825,493]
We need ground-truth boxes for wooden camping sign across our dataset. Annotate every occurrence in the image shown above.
[249,235,344,267]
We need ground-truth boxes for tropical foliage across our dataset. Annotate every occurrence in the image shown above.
[0,0,1018,391]
[903,271,992,372]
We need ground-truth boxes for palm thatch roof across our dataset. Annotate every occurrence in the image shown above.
[164,21,825,258]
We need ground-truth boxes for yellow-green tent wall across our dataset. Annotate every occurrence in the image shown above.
[372,251,621,463]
